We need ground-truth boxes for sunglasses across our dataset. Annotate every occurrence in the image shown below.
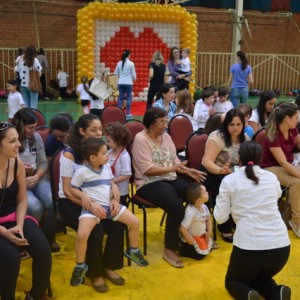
[0,122,10,131]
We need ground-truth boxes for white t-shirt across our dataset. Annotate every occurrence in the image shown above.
[192,99,213,130]
[213,100,233,114]
[180,57,191,73]
[7,91,24,118]
[57,71,69,87]
[76,83,90,100]
[18,57,42,87]
[214,166,290,250]
[108,149,132,196]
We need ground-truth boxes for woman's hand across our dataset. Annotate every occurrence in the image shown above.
[81,194,92,211]
[110,201,121,217]
[26,174,39,189]
[90,201,107,220]
[187,168,207,182]
[7,226,29,246]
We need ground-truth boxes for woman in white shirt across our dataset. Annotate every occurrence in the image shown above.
[114,49,136,116]
[214,141,291,300]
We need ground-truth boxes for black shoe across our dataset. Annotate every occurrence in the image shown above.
[221,233,233,243]
[279,285,291,300]
[248,290,260,300]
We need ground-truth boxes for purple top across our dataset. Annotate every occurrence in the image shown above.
[167,60,192,84]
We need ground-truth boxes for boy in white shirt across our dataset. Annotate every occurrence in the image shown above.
[6,79,25,120]
[57,65,69,99]
[213,86,233,114]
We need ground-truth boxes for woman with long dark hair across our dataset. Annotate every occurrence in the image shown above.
[114,49,136,116]
[227,51,253,108]
[214,141,291,300]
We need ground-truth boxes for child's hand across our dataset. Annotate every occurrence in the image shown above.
[81,194,92,211]
[208,108,216,115]
[110,201,120,217]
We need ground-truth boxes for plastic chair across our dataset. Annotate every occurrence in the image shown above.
[168,114,193,155]
[101,105,126,128]
[36,125,50,143]
[124,119,145,144]
[32,108,46,127]
[252,127,266,148]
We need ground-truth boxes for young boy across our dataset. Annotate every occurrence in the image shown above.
[6,79,25,121]
[179,182,213,260]
[56,65,69,99]
[69,138,148,287]
[237,103,255,139]
[213,86,233,113]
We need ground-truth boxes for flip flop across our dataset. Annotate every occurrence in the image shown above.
[162,252,184,268]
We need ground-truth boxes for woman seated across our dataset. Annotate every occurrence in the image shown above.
[132,107,206,268]
[0,122,51,300]
[214,141,291,300]
[261,102,300,239]
[201,108,248,242]
[12,108,58,251]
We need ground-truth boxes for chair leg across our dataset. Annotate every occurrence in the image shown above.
[125,227,131,266]
[141,205,147,255]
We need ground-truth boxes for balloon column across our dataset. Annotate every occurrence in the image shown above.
[77,2,198,101]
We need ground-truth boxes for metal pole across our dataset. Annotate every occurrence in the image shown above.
[231,0,243,60]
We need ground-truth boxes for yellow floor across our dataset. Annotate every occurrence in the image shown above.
[16,208,300,300]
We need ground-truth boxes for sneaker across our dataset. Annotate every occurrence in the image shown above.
[248,290,260,300]
[279,285,291,300]
[124,248,149,267]
[70,264,88,286]
[288,220,300,238]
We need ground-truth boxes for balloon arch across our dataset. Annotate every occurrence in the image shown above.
[77,2,198,101]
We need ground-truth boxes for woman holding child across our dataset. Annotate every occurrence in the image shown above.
[132,107,206,268]
[58,114,126,293]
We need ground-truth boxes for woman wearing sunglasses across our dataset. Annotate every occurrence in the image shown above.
[0,121,51,300]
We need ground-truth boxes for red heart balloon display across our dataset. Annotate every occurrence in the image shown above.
[100,27,170,98]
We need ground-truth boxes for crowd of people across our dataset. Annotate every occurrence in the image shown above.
[0,46,298,300]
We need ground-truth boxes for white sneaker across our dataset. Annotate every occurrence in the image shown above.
[248,290,259,300]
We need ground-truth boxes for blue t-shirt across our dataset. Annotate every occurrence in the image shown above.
[44,134,66,157]
[230,63,252,88]
[245,125,254,139]
[153,98,177,120]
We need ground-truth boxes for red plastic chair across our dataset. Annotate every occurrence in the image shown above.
[32,108,46,127]
[252,128,266,148]
[168,114,193,154]
[36,125,50,143]
[101,105,126,128]
[124,119,144,144]
[186,132,208,169]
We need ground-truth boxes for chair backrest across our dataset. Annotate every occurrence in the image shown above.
[124,119,145,144]
[101,105,126,128]
[252,128,266,149]
[186,132,208,169]
[168,114,193,153]
[36,125,50,143]
[49,149,63,211]
[32,108,46,127]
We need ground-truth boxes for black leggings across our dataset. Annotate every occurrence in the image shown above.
[58,198,125,278]
[136,178,189,250]
[225,245,290,300]
[0,218,52,300]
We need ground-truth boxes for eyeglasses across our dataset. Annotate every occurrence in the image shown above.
[0,122,9,131]
[155,120,168,126]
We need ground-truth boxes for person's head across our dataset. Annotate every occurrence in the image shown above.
[157,83,175,103]
[203,113,223,135]
[152,51,164,65]
[238,141,262,185]
[205,85,219,102]
[49,113,73,143]
[68,114,102,159]
[237,103,252,124]
[23,45,37,68]
[266,102,299,142]
[143,107,168,134]
[17,47,24,56]
[218,86,229,103]
[81,76,88,84]
[121,49,131,69]
[81,138,108,167]
[236,50,248,70]
[12,107,37,142]
[181,48,190,58]
[220,108,245,147]
[175,89,193,115]
[201,88,215,106]
[169,47,180,62]
[104,122,131,150]
[0,122,20,159]
[184,182,208,206]
[6,79,18,93]
[256,90,277,127]
[37,48,45,55]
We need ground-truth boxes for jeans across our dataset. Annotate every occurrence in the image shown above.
[117,84,133,114]
[230,87,249,108]
[27,179,56,242]
[20,86,39,109]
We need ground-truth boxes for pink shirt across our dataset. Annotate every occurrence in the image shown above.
[262,127,298,168]
[132,130,181,189]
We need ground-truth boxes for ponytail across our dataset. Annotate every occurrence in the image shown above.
[121,49,130,70]
[237,51,248,70]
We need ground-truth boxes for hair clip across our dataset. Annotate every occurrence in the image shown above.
[247,161,254,165]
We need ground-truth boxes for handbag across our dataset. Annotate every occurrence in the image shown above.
[89,77,112,100]
[29,67,42,93]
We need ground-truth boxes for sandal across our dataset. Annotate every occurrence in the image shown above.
[212,241,220,249]
[162,252,184,268]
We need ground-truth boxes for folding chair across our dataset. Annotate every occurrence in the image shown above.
[101,105,126,128]
[252,127,266,148]
[36,125,50,143]
[124,119,144,144]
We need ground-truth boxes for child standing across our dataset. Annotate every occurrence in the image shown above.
[192,88,216,131]
[76,76,90,114]
[69,138,148,287]
[105,122,132,206]
[213,86,233,113]
[179,182,213,260]
[6,79,25,121]
[56,65,69,99]
[237,103,255,139]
